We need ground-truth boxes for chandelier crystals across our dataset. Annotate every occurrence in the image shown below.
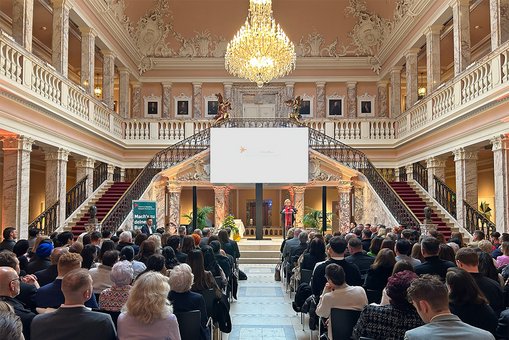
[225,0,296,87]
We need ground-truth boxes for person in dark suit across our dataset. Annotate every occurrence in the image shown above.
[168,263,209,340]
[34,247,68,287]
[0,266,36,340]
[405,275,495,340]
[0,250,39,311]
[36,253,98,309]
[496,309,509,339]
[414,237,455,280]
[31,268,116,340]
[0,227,17,252]
[345,237,375,279]
[361,229,372,252]
[311,236,362,297]
[140,217,154,235]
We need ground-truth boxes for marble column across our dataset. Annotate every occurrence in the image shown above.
[167,183,182,233]
[338,181,353,233]
[405,48,419,108]
[214,186,230,228]
[426,157,446,198]
[154,179,167,230]
[102,50,115,110]
[193,82,202,119]
[346,82,357,118]
[390,67,402,117]
[223,82,233,100]
[292,186,306,227]
[131,82,141,118]
[288,187,295,205]
[377,81,389,117]
[80,26,95,95]
[45,148,70,228]
[12,0,34,52]
[316,82,326,118]
[107,164,115,182]
[75,157,95,198]
[450,0,471,75]
[453,147,478,229]
[118,68,130,118]
[490,0,509,50]
[491,135,509,232]
[1,136,33,239]
[51,0,70,76]
[353,185,364,227]
[405,164,414,181]
[162,82,172,118]
[285,82,295,117]
[120,168,126,181]
[426,25,442,93]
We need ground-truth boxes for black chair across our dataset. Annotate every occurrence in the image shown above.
[365,289,382,304]
[300,269,313,284]
[92,309,121,330]
[174,310,202,340]
[329,308,361,340]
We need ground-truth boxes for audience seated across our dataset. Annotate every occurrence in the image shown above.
[26,239,53,274]
[116,231,139,255]
[13,239,30,273]
[0,227,17,252]
[478,252,505,286]
[363,248,396,291]
[99,260,133,312]
[36,252,98,309]
[353,270,423,339]
[162,246,180,271]
[300,237,326,271]
[361,229,372,252]
[117,271,180,340]
[414,237,455,279]
[0,309,24,340]
[119,246,146,278]
[346,238,375,279]
[455,247,504,316]
[0,266,36,340]
[446,267,497,334]
[89,250,119,294]
[168,263,210,340]
[496,309,509,339]
[31,269,117,340]
[80,244,98,270]
[316,264,367,340]
[405,275,495,339]
[496,242,509,269]
[34,247,68,286]
[286,231,308,284]
[210,240,233,280]
[395,239,421,267]
[218,229,241,262]
[0,251,39,310]
[311,236,362,297]
[187,249,222,299]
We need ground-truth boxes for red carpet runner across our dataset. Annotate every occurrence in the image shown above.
[389,182,451,239]
[71,182,131,238]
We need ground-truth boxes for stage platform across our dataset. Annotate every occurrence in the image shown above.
[237,237,283,265]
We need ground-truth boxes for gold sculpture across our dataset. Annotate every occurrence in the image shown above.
[285,96,302,122]
[214,93,232,124]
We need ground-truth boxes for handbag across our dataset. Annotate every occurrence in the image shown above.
[274,262,282,281]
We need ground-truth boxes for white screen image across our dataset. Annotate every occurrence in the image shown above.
[210,128,309,183]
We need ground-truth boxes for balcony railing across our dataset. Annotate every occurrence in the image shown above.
[413,162,428,191]
[28,201,59,235]
[434,176,457,218]
[65,176,88,218]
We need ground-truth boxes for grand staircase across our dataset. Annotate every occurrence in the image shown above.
[389,181,454,239]
[71,182,131,238]
[238,239,281,264]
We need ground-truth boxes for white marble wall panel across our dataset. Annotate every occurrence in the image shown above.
[102,50,115,110]
[426,26,442,93]
[193,83,202,118]
[1,136,33,239]
[360,183,397,227]
[162,83,172,118]
[454,148,478,228]
[390,67,402,117]
[44,147,69,228]
[223,83,233,100]
[80,27,95,95]
[346,82,357,118]
[451,0,471,74]
[492,135,509,232]
[154,179,167,230]
[75,157,95,197]
[490,0,509,50]
[405,49,419,108]
[12,0,34,52]
[354,185,364,225]
[316,82,326,118]
[119,69,130,118]
[51,0,70,76]
[292,186,306,227]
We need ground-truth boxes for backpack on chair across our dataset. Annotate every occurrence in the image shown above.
[292,282,312,312]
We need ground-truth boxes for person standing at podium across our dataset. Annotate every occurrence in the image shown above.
[281,199,297,231]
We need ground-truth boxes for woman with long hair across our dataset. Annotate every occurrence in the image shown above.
[81,244,98,269]
[117,271,180,339]
[446,267,497,334]
[187,249,222,299]
[367,237,383,257]
[364,248,396,291]
[134,240,156,264]
[162,246,179,270]
[300,238,326,271]
[478,252,504,286]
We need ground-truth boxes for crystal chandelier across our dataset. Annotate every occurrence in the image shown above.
[225,0,296,88]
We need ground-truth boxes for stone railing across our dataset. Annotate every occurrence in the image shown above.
[2,30,509,148]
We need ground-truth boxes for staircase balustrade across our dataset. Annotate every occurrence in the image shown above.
[412,162,428,191]
[433,176,457,218]
[65,176,88,218]
[113,167,121,182]
[464,200,496,236]
[398,166,407,182]
[28,201,59,235]
[93,163,108,190]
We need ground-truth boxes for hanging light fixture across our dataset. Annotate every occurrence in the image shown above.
[418,72,426,99]
[225,0,296,88]
[94,73,102,98]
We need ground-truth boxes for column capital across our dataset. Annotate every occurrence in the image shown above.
[192,82,203,87]
[161,81,172,87]
[1,136,34,152]
[337,180,353,193]
[102,49,115,58]
[79,26,96,37]
[346,81,357,87]
[167,182,182,193]
[426,157,446,168]
[291,186,306,194]
[285,82,295,87]
[491,135,509,151]
[213,186,229,194]
[118,67,130,74]
[315,81,326,87]
[377,80,390,86]
[75,157,95,168]
[425,24,443,36]
[130,81,141,88]
[391,66,403,73]
[107,164,115,173]
[405,48,420,57]
[453,148,478,161]
[44,148,70,161]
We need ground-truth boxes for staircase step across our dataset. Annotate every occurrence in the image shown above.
[238,257,280,264]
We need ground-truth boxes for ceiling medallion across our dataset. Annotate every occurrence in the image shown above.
[225,0,296,88]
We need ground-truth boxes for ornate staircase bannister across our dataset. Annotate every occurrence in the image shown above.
[433,176,457,218]
[101,128,211,231]
[398,166,407,182]
[65,175,88,218]
[28,201,59,235]
[93,163,108,190]
[464,200,496,236]
[412,162,428,191]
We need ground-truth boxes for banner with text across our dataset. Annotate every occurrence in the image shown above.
[133,200,157,231]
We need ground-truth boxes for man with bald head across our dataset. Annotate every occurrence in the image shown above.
[34,247,68,286]
[0,266,36,340]
[31,269,116,340]
[0,251,39,310]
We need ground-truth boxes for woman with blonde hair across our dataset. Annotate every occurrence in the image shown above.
[117,271,180,339]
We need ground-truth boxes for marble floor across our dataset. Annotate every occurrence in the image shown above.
[224,264,313,340]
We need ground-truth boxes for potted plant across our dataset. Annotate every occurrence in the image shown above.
[182,206,213,230]
[221,214,240,241]
[302,207,332,231]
